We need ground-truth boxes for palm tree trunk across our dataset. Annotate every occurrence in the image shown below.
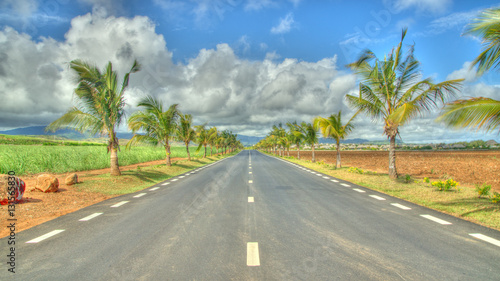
[336,140,341,169]
[110,145,121,176]
[287,147,290,157]
[185,142,191,161]
[312,144,316,163]
[297,143,300,160]
[389,135,397,179]
[166,142,172,166]
[204,144,207,158]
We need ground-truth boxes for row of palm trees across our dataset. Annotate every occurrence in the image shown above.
[255,110,356,169]
[47,60,242,176]
[258,7,500,179]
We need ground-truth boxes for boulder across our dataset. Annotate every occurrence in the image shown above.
[65,173,78,185]
[0,174,26,203]
[35,174,59,193]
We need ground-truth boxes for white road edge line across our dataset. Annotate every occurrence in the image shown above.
[111,201,129,208]
[79,213,103,221]
[420,214,452,225]
[323,176,329,179]
[341,183,350,187]
[179,176,185,178]
[353,188,366,193]
[150,187,160,191]
[369,195,386,201]
[134,193,147,198]
[26,229,65,244]
[248,197,254,203]
[161,182,170,186]
[331,179,339,183]
[171,179,179,182]
[470,233,500,247]
[247,242,260,266]
[391,203,411,210]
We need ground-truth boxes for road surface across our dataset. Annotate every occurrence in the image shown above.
[2,150,500,280]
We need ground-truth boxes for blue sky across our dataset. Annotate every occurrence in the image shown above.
[1,0,499,143]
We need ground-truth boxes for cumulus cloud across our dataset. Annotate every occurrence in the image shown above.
[0,11,356,137]
[446,61,478,83]
[270,12,294,34]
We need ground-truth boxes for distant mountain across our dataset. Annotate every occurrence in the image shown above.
[237,135,264,146]
[0,126,134,140]
[319,138,370,144]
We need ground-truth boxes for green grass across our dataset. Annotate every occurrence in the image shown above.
[276,154,500,231]
[0,134,105,146]
[76,153,237,195]
[0,145,219,175]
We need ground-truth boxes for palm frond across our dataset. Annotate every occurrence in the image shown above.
[438,97,500,132]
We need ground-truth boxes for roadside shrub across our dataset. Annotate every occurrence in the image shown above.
[491,192,500,203]
[432,179,460,192]
[348,167,364,174]
[403,174,412,183]
[423,177,430,183]
[475,184,491,198]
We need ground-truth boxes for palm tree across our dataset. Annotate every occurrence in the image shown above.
[314,111,358,168]
[295,121,318,162]
[127,96,179,166]
[347,28,463,179]
[46,59,141,176]
[207,127,218,156]
[195,124,210,158]
[287,121,304,159]
[176,113,196,161]
[438,8,500,132]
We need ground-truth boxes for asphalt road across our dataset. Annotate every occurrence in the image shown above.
[2,150,500,280]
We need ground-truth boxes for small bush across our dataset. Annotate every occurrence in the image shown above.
[423,177,430,183]
[403,174,412,183]
[476,184,491,198]
[432,178,460,192]
[348,167,364,174]
[491,192,500,203]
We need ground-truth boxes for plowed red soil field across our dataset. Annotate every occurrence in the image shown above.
[280,150,500,190]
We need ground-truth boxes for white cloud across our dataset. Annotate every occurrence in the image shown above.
[384,0,452,14]
[1,10,496,143]
[244,0,275,11]
[0,0,38,17]
[270,12,294,34]
[446,61,478,83]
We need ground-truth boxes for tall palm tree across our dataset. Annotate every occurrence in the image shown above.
[195,124,210,158]
[207,127,218,156]
[46,59,141,176]
[127,96,179,166]
[314,111,358,168]
[347,28,463,178]
[176,113,196,161]
[286,121,304,159]
[439,8,500,132]
[294,121,318,162]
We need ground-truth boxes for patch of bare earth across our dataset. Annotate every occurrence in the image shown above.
[0,158,185,238]
[283,150,500,191]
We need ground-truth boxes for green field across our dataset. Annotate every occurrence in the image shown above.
[0,145,218,175]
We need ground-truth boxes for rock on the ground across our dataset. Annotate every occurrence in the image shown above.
[65,173,78,185]
[0,174,26,202]
[35,174,59,193]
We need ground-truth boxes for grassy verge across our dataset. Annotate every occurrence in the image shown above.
[76,151,239,195]
[270,153,500,231]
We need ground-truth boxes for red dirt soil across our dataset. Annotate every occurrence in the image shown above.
[0,158,185,238]
[281,150,500,190]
